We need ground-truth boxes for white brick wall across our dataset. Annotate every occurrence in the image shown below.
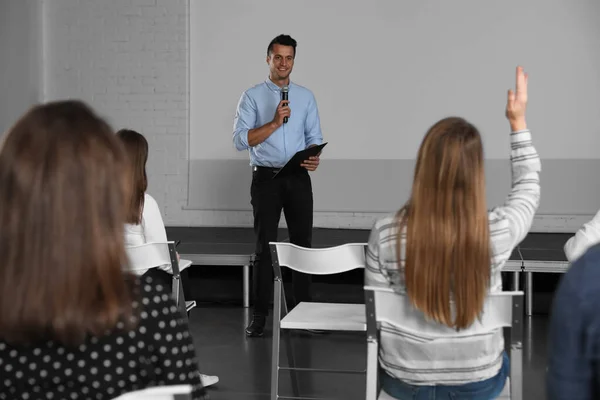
[41,0,583,231]
[0,0,42,135]
[42,0,233,226]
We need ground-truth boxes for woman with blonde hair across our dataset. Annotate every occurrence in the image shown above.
[0,101,208,399]
[366,66,540,399]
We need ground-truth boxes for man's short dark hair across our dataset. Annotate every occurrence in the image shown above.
[267,34,297,58]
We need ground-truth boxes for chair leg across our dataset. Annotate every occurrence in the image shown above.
[365,339,379,400]
[283,326,299,397]
[173,276,187,318]
[510,343,523,400]
[243,264,250,308]
[512,271,520,291]
[271,279,282,400]
[277,279,299,397]
[525,272,533,316]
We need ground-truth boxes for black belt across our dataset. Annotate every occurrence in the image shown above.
[252,165,281,173]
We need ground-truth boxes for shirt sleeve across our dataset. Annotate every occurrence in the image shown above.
[488,129,541,251]
[304,92,323,148]
[143,283,209,400]
[364,222,389,288]
[141,194,168,243]
[232,91,257,151]
[546,259,595,400]
[564,209,600,262]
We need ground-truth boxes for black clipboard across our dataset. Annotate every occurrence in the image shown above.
[273,142,328,179]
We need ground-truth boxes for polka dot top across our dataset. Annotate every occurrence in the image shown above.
[0,276,209,400]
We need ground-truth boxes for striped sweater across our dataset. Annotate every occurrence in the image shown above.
[564,209,600,262]
[365,129,541,385]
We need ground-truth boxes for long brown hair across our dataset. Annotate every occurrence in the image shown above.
[0,100,136,346]
[116,129,148,224]
[399,117,490,330]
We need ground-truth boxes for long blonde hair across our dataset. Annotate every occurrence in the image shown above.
[399,117,490,330]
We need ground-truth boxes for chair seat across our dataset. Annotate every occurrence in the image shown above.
[179,259,193,271]
[112,384,192,399]
[377,378,510,399]
[185,301,196,312]
[281,302,366,331]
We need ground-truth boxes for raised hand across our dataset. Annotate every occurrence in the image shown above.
[506,66,528,131]
[272,100,291,127]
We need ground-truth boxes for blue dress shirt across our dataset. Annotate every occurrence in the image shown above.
[232,78,323,168]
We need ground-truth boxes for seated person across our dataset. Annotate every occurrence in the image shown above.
[564,209,600,262]
[117,128,183,282]
[547,242,600,399]
[116,128,218,388]
[0,101,208,400]
[365,67,540,399]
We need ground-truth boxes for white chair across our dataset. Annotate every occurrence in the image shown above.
[364,286,523,400]
[269,242,368,400]
[126,241,196,317]
[112,384,192,400]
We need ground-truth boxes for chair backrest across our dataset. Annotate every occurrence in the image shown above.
[365,286,523,338]
[269,242,367,276]
[126,241,178,275]
[364,286,524,400]
[112,384,192,400]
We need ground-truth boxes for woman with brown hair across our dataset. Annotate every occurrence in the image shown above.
[116,128,219,388]
[0,101,208,399]
[117,128,173,281]
[366,66,540,399]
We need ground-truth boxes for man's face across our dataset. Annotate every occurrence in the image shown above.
[267,44,295,81]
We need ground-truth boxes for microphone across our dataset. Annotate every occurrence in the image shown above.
[281,86,289,124]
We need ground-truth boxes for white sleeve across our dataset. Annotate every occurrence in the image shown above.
[488,130,541,252]
[142,194,168,243]
[564,210,600,262]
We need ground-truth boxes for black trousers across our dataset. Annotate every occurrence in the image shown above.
[250,166,313,317]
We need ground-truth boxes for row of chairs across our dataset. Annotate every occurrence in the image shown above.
[115,241,522,400]
[269,242,523,400]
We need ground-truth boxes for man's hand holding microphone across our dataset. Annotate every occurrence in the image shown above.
[272,86,320,171]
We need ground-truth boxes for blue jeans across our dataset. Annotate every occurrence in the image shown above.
[380,352,510,400]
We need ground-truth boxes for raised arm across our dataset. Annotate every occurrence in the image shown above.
[490,67,541,250]
[564,209,600,262]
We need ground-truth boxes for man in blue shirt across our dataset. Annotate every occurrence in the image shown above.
[232,34,324,337]
[547,242,600,398]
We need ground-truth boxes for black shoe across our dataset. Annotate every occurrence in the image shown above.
[245,315,266,337]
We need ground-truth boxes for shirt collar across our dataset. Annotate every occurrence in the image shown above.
[265,77,292,93]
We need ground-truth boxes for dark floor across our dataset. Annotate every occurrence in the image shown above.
[189,306,550,400]
[168,227,568,399]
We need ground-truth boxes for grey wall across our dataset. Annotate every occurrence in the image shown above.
[187,0,600,230]
[188,159,600,215]
[41,0,599,231]
[0,0,41,135]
